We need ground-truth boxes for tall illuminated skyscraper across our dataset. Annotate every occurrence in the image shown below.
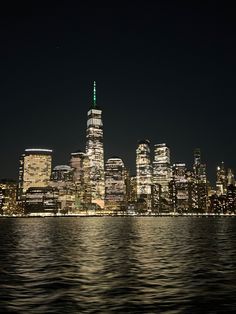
[50,165,75,213]
[152,143,172,209]
[227,168,235,186]
[169,163,191,212]
[0,179,20,216]
[105,157,126,210]
[192,148,208,211]
[216,161,227,195]
[193,148,201,168]
[18,148,53,199]
[136,140,152,209]
[85,81,105,208]
[69,151,91,207]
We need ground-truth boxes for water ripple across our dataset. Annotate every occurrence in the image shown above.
[0,217,235,313]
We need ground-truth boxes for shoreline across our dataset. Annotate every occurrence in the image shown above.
[0,213,235,218]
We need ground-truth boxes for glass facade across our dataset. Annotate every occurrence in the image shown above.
[85,90,105,208]
[18,149,52,199]
[0,180,22,215]
[216,162,227,196]
[105,157,126,210]
[136,140,152,209]
[69,152,91,208]
[169,163,191,212]
[50,165,75,213]
[192,149,208,211]
[153,143,172,209]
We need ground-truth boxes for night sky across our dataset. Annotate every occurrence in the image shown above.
[0,1,235,184]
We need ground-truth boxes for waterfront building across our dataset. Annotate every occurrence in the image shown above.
[209,193,222,213]
[192,148,208,212]
[169,163,193,212]
[24,187,58,215]
[226,184,236,213]
[85,81,105,208]
[0,179,23,216]
[105,157,126,211]
[210,184,236,214]
[216,162,227,195]
[152,183,162,212]
[126,174,137,205]
[69,151,91,209]
[50,165,75,213]
[152,143,172,211]
[136,140,152,210]
[18,148,53,200]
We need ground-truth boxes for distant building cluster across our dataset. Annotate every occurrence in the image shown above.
[1,82,236,216]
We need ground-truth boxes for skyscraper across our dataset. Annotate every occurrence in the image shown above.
[193,148,201,167]
[0,179,21,216]
[227,168,235,186]
[136,140,152,209]
[169,163,192,212]
[226,184,236,214]
[69,151,91,208]
[126,175,137,205]
[105,157,126,211]
[85,81,105,208]
[216,162,227,195]
[50,165,75,213]
[152,143,172,210]
[18,148,53,199]
[192,148,208,211]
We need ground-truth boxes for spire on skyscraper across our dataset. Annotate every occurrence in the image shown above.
[93,81,96,108]
[86,81,105,208]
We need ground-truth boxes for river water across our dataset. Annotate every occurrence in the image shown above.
[0,217,235,313]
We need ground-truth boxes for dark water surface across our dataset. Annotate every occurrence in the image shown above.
[0,217,235,313]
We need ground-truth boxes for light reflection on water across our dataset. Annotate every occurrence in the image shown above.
[0,217,235,313]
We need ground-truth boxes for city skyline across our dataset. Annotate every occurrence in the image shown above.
[1,4,235,314]
[1,2,235,181]
[0,80,235,186]
[0,81,234,216]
